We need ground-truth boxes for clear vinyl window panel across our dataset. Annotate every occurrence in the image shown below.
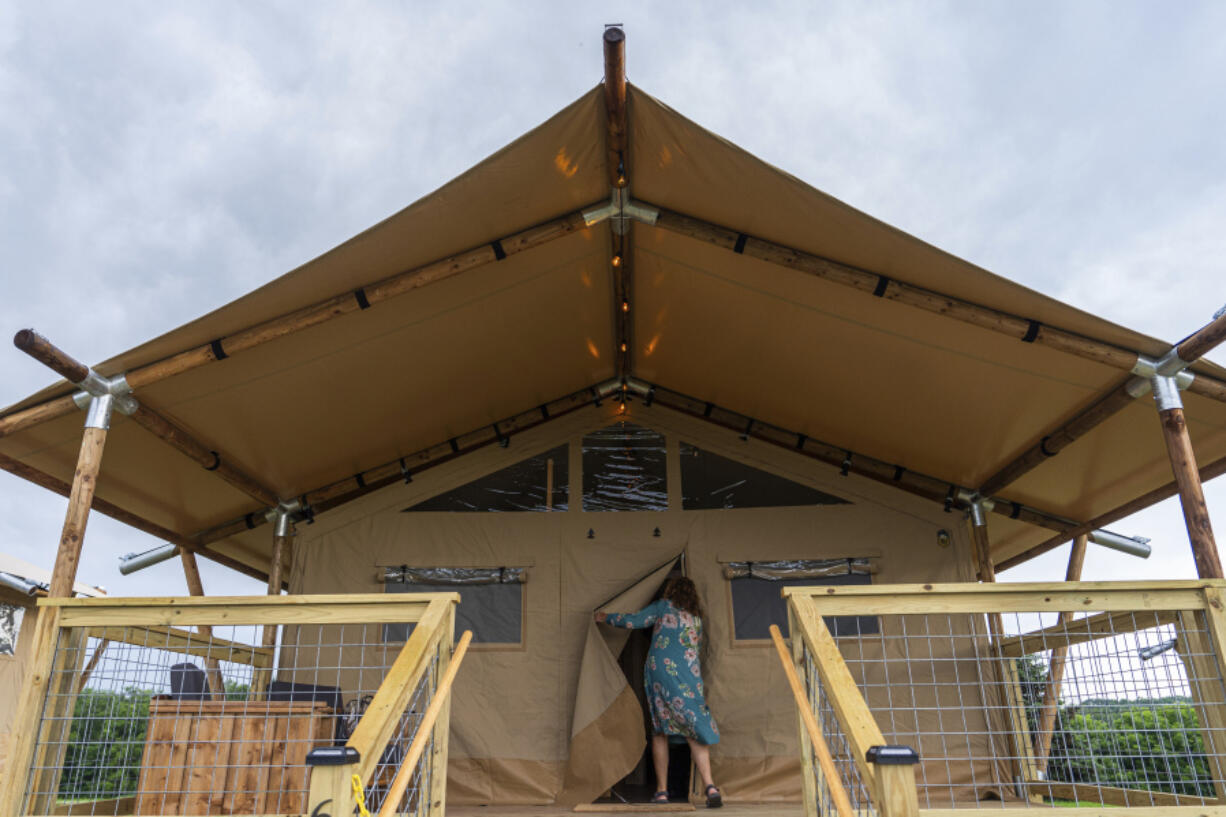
[386,576,523,645]
[0,602,22,655]
[680,442,849,510]
[402,444,568,512]
[730,562,877,639]
[582,422,667,511]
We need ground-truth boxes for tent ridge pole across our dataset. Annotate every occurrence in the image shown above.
[0,205,597,439]
[602,25,632,378]
[646,206,1226,404]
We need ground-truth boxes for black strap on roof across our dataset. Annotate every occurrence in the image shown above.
[354,288,371,310]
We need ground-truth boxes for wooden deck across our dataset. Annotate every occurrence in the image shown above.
[451,805,803,817]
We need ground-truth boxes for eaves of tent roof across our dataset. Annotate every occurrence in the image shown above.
[3,84,1226,575]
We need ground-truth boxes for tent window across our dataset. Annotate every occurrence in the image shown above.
[726,559,878,640]
[402,445,568,512]
[0,603,21,656]
[582,423,667,512]
[680,443,849,510]
[384,567,524,645]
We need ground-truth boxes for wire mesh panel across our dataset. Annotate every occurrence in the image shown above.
[17,595,454,817]
[797,637,875,817]
[789,585,1226,813]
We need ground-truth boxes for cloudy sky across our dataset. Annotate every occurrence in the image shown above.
[1,2,1224,597]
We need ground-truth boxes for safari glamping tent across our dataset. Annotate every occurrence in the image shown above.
[4,25,1226,817]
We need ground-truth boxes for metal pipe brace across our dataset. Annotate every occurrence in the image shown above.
[582,186,659,236]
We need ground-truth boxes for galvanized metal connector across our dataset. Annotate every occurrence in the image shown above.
[1126,355,1194,399]
[71,372,138,429]
[118,543,180,575]
[266,499,306,537]
[582,187,660,235]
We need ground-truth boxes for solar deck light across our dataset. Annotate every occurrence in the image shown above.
[118,543,180,575]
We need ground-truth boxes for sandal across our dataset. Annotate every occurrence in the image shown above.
[652,791,670,804]
[705,785,722,808]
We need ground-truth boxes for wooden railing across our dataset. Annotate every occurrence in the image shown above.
[0,592,461,817]
[782,580,1226,817]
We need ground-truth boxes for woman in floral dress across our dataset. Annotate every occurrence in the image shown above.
[596,577,722,807]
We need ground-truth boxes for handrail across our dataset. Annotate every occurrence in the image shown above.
[769,624,855,817]
[347,596,453,784]
[787,597,885,795]
[377,629,473,817]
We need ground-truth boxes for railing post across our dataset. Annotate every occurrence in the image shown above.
[786,606,820,817]
[867,746,920,817]
[427,603,457,817]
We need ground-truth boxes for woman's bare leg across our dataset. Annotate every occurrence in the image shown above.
[652,734,670,794]
[686,738,716,790]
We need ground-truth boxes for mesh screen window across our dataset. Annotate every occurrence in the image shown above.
[680,442,848,510]
[402,445,567,512]
[385,582,523,644]
[731,572,878,640]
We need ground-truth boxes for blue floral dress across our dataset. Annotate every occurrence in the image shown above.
[605,599,720,745]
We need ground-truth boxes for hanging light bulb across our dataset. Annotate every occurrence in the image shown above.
[621,300,630,313]
[611,255,623,268]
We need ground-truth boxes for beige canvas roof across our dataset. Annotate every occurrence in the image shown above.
[2,83,1225,576]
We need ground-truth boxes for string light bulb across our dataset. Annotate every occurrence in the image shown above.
[611,255,623,268]
[620,342,628,352]
[621,300,630,313]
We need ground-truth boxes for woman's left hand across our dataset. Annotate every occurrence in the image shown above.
[594,612,607,623]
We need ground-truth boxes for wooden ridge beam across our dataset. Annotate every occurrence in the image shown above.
[602,26,627,188]
[996,450,1226,571]
[0,206,595,439]
[648,207,1226,404]
[0,450,271,584]
[602,26,632,380]
[980,309,1226,498]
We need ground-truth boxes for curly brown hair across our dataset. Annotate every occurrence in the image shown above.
[661,576,704,620]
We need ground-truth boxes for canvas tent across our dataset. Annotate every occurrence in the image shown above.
[2,27,1226,807]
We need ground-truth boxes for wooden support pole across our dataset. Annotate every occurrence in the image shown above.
[179,550,226,700]
[0,375,111,813]
[1158,404,1222,579]
[603,26,627,188]
[648,208,1226,404]
[1033,534,1088,772]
